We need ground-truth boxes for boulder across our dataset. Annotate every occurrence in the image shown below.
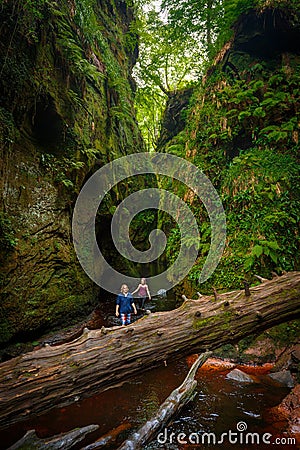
[268,370,294,388]
[268,384,300,446]
[157,289,167,297]
[226,368,254,383]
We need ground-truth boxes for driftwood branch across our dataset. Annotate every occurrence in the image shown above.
[82,423,131,450]
[0,272,299,428]
[117,352,211,450]
[254,274,269,283]
[8,425,99,450]
[213,287,218,301]
[243,280,251,297]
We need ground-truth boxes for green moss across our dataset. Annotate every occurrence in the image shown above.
[69,361,81,369]
[0,0,144,346]
[0,317,15,344]
[213,344,238,360]
[220,310,234,330]
[265,319,300,346]
[0,212,18,252]
[193,315,217,330]
[159,39,300,292]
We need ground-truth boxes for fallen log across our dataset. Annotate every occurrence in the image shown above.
[82,422,132,450]
[0,271,300,428]
[8,424,99,450]
[117,352,211,450]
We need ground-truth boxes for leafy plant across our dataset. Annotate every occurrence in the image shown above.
[0,213,18,251]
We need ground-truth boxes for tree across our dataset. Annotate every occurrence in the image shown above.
[133,7,203,150]
[161,0,224,57]
[133,0,252,150]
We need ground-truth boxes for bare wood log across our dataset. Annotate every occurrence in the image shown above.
[82,423,131,450]
[0,272,300,428]
[8,424,99,450]
[254,274,269,283]
[117,352,211,450]
[213,287,218,301]
[243,280,251,297]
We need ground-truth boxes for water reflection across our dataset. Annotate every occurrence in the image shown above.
[1,358,292,449]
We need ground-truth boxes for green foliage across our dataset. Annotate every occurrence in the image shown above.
[267,320,300,346]
[162,0,223,57]
[134,0,300,150]
[0,108,19,146]
[135,84,166,151]
[133,6,203,149]
[14,0,49,42]
[40,153,84,189]
[0,213,18,251]
[159,39,300,290]
[0,316,15,344]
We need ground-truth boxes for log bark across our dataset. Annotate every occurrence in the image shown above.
[0,271,300,428]
[8,424,99,450]
[117,352,211,450]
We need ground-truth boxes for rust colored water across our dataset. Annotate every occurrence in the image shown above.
[0,357,294,450]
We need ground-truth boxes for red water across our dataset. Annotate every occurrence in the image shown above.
[0,358,294,450]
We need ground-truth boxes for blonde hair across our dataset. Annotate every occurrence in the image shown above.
[121,284,129,293]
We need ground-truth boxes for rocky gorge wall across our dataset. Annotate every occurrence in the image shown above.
[157,3,300,355]
[158,3,300,292]
[0,0,143,348]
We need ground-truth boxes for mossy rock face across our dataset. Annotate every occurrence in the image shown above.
[157,4,300,294]
[0,0,143,346]
[214,319,300,365]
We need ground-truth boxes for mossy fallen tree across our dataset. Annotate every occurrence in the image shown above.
[0,272,300,428]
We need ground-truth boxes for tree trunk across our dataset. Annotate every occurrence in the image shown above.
[117,352,211,450]
[0,272,299,428]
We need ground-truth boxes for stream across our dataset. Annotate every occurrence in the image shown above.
[0,294,296,450]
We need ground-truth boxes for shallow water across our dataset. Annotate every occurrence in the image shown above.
[1,358,293,449]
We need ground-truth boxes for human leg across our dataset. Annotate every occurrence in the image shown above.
[141,296,146,309]
[120,313,127,326]
[126,313,131,325]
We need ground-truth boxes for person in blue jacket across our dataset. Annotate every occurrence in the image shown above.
[116,284,137,326]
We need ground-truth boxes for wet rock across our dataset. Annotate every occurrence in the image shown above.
[279,385,300,437]
[268,370,294,388]
[157,289,167,297]
[291,348,300,363]
[226,368,254,383]
[269,384,300,446]
[290,347,300,375]
[157,88,194,149]
[271,343,300,373]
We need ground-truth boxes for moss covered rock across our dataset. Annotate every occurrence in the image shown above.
[158,3,300,293]
[0,0,143,345]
